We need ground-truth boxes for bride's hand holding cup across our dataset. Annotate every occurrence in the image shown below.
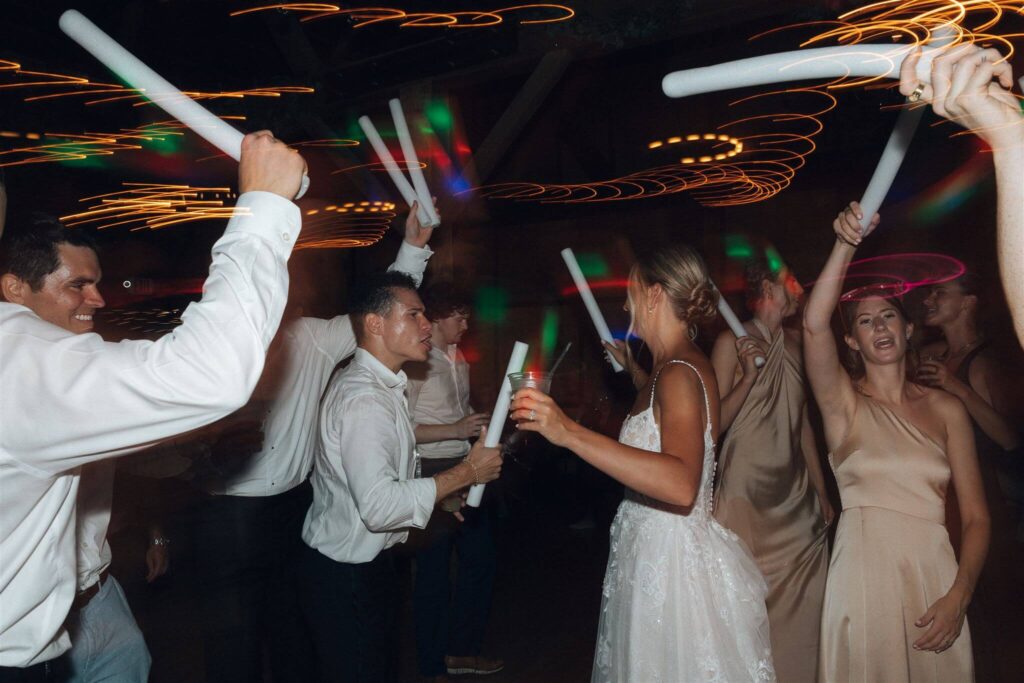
[510,386,574,448]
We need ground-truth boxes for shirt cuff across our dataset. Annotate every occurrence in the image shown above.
[226,191,302,254]
[390,242,433,286]
[409,477,437,529]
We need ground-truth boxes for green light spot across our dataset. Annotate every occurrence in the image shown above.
[764,245,784,275]
[143,134,182,156]
[724,234,754,260]
[475,287,508,324]
[541,307,559,361]
[425,101,453,133]
[575,252,609,278]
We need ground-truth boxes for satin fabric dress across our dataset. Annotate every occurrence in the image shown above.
[713,322,829,683]
[593,360,775,683]
[820,393,973,682]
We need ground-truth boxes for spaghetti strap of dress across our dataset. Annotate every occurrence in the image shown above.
[648,359,711,433]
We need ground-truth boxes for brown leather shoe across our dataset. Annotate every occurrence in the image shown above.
[445,655,504,676]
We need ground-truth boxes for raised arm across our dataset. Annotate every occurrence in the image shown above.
[0,132,305,473]
[710,328,766,431]
[901,46,1024,345]
[802,202,878,447]
[510,363,709,508]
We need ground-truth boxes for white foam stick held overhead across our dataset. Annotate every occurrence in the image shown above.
[560,248,625,372]
[662,43,945,99]
[855,27,956,232]
[466,341,529,508]
[856,105,925,232]
[358,115,435,227]
[389,99,440,227]
[59,10,309,199]
[715,289,765,368]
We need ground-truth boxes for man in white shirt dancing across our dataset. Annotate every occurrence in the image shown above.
[299,271,503,683]
[194,203,437,683]
[0,132,304,681]
[407,283,503,680]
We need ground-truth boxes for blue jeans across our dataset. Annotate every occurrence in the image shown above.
[63,575,150,683]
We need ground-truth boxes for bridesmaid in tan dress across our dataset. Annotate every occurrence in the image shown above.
[710,259,832,683]
[803,202,990,682]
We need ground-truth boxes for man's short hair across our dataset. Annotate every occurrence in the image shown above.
[422,281,471,321]
[0,216,98,292]
[349,270,419,342]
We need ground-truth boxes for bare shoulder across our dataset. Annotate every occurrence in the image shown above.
[919,383,967,420]
[656,357,717,401]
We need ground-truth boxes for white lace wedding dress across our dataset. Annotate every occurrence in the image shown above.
[592,360,776,683]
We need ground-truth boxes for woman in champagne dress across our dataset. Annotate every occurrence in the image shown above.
[711,259,831,683]
[804,202,990,682]
[511,245,775,682]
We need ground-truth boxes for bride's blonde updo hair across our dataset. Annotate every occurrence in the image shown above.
[629,244,718,332]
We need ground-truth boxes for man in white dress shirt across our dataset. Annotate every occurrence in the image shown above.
[299,271,503,683]
[406,283,503,680]
[193,202,437,683]
[0,132,304,681]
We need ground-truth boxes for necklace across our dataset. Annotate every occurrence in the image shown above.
[940,337,983,361]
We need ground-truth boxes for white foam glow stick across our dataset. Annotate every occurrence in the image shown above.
[59,10,309,199]
[389,99,440,227]
[560,248,625,372]
[662,44,943,99]
[466,341,528,507]
[857,105,925,231]
[715,289,765,368]
[856,27,957,231]
[358,115,434,227]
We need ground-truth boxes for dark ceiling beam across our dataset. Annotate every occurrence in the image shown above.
[462,48,572,186]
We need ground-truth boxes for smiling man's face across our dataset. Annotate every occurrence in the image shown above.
[10,243,106,334]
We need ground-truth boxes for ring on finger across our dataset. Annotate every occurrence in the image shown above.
[908,83,926,103]
[529,409,537,421]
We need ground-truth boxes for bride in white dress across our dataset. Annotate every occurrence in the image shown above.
[511,245,775,682]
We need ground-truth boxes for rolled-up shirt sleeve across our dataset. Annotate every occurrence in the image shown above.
[387,241,432,287]
[0,191,300,474]
[337,393,436,532]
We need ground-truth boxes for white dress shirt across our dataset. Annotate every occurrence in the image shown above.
[76,461,116,592]
[0,191,299,667]
[406,344,472,459]
[209,241,432,497]
[302,348,437,564]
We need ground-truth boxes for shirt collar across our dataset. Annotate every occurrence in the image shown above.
[354,347,407,389]
[428,343,459,364]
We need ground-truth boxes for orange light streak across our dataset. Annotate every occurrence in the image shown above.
[61,183,245,231]
[2,56,313,107]
[230,4,575,28]
[63,184,395,249]
[754,1,1024,91]
[0,118,248,168]
[468,88,835,207]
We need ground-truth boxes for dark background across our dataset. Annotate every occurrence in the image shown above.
[3,3,1022,680]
